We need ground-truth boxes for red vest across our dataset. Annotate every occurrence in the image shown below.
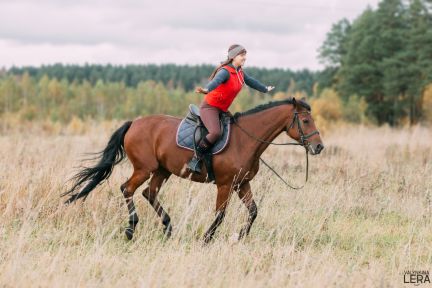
[205,65,244,112]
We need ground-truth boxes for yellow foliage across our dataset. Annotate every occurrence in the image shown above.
[310,89,343,122]
[41,119,62,135]
[343,95,368,124]
[67,116,86,135]
[272,92,286,100]
[293,91,308,100]
[309,89,344,134]
[0,112,22,132]
[422,83,432,123]
[19,105,38,121]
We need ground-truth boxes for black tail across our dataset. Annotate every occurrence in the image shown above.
[62,121,133,204]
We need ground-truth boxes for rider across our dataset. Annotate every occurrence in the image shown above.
[187,44,275,173]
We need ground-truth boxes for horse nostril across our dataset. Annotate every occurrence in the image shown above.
[316,144,324,151]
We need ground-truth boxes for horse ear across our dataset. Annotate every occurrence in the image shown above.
[292,97,297,108]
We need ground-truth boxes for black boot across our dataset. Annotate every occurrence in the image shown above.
[187,137,213,174]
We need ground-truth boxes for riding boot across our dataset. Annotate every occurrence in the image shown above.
[187,137,214,174]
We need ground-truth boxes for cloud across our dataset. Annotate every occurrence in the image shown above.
[0,0,380,70]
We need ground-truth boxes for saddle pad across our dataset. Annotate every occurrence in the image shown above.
[176,118,231,155]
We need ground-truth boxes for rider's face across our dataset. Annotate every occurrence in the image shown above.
[233,52,247,67]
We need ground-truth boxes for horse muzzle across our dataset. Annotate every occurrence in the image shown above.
[308,143,324,155]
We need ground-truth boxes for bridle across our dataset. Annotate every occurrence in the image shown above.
[231,109,320,190]
[287,111,320,149]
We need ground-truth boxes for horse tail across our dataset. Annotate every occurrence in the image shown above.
[62,120,133,204]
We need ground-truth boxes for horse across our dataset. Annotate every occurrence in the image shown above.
[62,97,324,243]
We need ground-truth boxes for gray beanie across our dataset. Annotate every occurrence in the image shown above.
[227,45,246,60]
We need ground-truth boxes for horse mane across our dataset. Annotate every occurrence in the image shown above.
[233,98,311,120]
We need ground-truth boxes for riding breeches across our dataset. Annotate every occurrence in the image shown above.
[199,99,223,144]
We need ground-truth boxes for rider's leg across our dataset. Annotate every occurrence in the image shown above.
[187,100,222,173]
[199,99,222,144]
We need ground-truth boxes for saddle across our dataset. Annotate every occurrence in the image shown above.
[176,104,233,182]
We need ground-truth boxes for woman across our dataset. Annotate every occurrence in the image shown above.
[187,44,275,173]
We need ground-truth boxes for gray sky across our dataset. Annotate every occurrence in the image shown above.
[0,0,380,70]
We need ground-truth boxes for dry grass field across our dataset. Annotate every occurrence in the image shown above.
[0,121,431,287]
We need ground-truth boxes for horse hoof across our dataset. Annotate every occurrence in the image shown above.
[125,227,134,240]
[163,224,172,239]
[203,234,213,245]
[238,228,247,240]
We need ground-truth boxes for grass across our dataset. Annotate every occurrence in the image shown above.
[0,122,431,287]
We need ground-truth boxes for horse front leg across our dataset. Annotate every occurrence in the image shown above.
[203,184,232,244]
[237,182,258,240]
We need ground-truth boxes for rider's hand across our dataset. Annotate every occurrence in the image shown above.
[266,86,275,92]
[195,87,209,94]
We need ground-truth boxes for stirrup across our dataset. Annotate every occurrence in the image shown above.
[187,137,213,174]
[187,155,203,174]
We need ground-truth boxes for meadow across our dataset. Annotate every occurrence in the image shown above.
[0,121,431,287]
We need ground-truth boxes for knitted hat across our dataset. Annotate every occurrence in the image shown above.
[227,45,246,60]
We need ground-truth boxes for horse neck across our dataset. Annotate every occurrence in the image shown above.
[236,104,293,158]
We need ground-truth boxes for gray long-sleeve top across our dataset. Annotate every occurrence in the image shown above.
[205,64,268,93]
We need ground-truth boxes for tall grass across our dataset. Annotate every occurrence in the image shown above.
[0,123,431,287]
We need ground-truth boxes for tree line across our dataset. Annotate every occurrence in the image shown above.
[0,73,275,123]
[6,63,317,96]
[2,0,432,126]
[318,0,432,125]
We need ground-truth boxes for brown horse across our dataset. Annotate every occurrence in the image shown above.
[62,97,324,243]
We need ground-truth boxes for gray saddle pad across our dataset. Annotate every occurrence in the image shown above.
[176,114,231,155]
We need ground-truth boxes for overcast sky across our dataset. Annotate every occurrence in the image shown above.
[0,0,380,71]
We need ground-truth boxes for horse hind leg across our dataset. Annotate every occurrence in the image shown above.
[121,169,151,240]
[142,167,173,238]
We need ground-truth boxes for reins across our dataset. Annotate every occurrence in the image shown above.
[231,110,318,190]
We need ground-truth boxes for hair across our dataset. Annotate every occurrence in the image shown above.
[209,44,247,80]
